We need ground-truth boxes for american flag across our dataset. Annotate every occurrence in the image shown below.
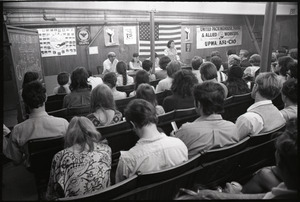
[139,22,181,59]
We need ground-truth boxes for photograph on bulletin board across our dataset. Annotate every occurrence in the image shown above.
[37,27,77,57]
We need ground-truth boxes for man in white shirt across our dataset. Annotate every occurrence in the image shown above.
[103,52,118,74]
[115,99,188,183]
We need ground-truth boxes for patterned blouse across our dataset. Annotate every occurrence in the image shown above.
[46,143,112,200]
[86,110,122,127]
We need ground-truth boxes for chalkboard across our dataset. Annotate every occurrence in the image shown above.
[6,26,44,121]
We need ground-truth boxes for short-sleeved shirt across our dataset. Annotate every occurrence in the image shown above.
[46,143,111,200]
[88,76,103,90]
[115,133,188,183]
[155,70,168,80]
[280,105,297,122]
[111,88,127,100]
[103,58,119,73]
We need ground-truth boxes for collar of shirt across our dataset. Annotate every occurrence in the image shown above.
[247,100,272,111]
[137,132,167,144]
[29,110,49,119]
[195,114,223,122]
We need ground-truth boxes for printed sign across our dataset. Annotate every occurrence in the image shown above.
[76,26,91,45]
[104,26,119,46]
[37,28,77,57]
[196,25,242,49]
[123,26,137,45]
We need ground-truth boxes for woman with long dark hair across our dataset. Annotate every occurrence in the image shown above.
[116,61,134,86]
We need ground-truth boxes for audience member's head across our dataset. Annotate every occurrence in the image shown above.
[252,72,281,100]
[277,56,295,76]
[116,61,128,85]
[200,62,218,81]
[227,65,244,81]
[107,52,117,62]
[191,56,203,71]
[64,116,103,152]
[166,61,181,78]
[288,48,297,60]
[210,51,221,58]
[249,54,261,66]
[56,72,70,94]
[167,40,175,48]
[135,70,150,90]
[69,66,89,91]
[171,69,198,98]
[281,78,297,104]
[239,49,250,60]
[22,71,40,88]
[142,60,153,72]
[103,72,117,89]
[131,53,140,62]
[159,56,171,70]
[276,52,287,60]
[287,62,297,79]
[193,82,225,116]
[22,80,46,109]
[226,49,236,57]
[125,99,158,130]
[228,54,241,67]
[210,56,223,71]
[136,83,158,107]
[90,84,116,113]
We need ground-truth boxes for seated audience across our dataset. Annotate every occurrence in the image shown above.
[200,62,228,98]
[191,56,203,83]
[155,56,171,80]
[53,72,71,94]
[46,116,111,200]
[163,69,198,112]
[142,60,156,82]
[128,52,143,70]
[3,80,69,166]
[175,118,297,199]
[235,72,286,140]
[63,67,91,108]
[286,61,297,80]
[243,54,261,81]
[147,52,160,69]
[103,72,126,100]
[223,65,251,97]
[103,52,118,74]
[87,70,103,90]
[175,82,238,158]
[210,50,225,71]
[129,69,151,97]
[288,48,297,62]
[280,78,297,122]
[227,54,241,69]
[116,61,134,86]
[136,83,165,116]
[87,84,122,127]
[156,60,181,93]
[275,56,295,86]
[115,99,188,183]
[239,49,251,70]
[210,56,227,83]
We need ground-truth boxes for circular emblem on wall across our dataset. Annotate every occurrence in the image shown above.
[77,28,90,42]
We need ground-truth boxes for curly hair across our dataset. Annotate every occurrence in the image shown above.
[22,80,46,109]
[69,66,89,91]
[22,71,39,88]
[171,69,198,98]
[282,78,297,103]
[278,56,295,76]
[116,61,128,85]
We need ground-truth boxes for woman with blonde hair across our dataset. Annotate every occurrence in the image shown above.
[46,116,112,200]
[87,84,122,127]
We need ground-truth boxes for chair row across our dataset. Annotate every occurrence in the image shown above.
[116,79,161,97]
[56,125,285,201]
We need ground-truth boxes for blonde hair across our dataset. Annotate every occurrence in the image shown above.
[255,72,281,100]
[90,84,116,112]
[64,116,103,152]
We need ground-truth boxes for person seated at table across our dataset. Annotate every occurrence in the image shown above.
[129,70,152,97]
[155,56,171,80]
[115,99,188,183]
[46,116,111,200]
[103,72,126,100]
[103,52,118,74]
[3,80,69,166]
[116,61,134,86]
[162,69,198,112]
[280,78,297,122]
[63,66,91,108]
[174,82,238,158]
[87,70,103,90]
[53,72,71,95]
[142,60,156,82]
[86,84,122,127]
[156,60,181,93]
[191,56,203,83]
[128,52,143,70]
[136,83,165,116]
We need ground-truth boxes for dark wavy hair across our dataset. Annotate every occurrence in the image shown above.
[159,56,171,70]
[57,72,70,94]
[116,61,128,85]
[210,56,222,71]
[142,60,153,72]
[287,61,297,79]
[278,56,295,76]
[103,72,117,88]
[282,78,297,103]
[193,82,225,116]
[22,80,46,109]
[171,69,198,98]
[134,70,150,90]
[22,71,39,88]
[69,66,89,91]
[167,40,174,48]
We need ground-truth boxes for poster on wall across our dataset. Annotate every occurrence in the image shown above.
[123,26,137,45]
[196,25,242,49]
[104,26,119,46]
[184,27,192,42]
[37,28,77,57]
[76,26,91,45]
